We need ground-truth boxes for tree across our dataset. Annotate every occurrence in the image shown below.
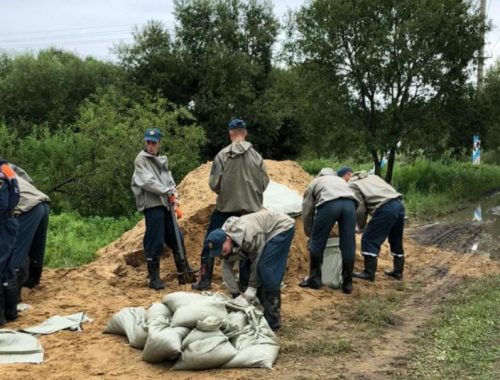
[289,0,485,182]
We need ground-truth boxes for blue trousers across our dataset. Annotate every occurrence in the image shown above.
[0,218,19,282]
[143,206,185,259]
[309,198,356,263]
[257,226,295,291]
[361,199,405,258]
[10,202,49,271]
[200,209,242,262]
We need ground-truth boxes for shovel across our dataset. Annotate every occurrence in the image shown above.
[168,200,198,285]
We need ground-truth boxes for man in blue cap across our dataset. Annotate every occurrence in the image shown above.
[0,158,20,325]
[131,128,195,289]
[206,209,295,331]
[339,167,405,282]
[191,118,269,291]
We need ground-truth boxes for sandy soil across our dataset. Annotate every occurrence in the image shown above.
[1,160,498,380]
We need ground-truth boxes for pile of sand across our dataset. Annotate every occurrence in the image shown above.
[95,160,313,286]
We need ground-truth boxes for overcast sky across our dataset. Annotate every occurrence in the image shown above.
[1,0,499,70]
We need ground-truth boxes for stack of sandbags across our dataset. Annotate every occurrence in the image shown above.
[103,291,279,370]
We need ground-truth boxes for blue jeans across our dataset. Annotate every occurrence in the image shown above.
[309,198,356,263]
[361,199,405,257]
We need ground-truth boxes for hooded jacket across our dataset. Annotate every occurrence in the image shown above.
[220,209,295,293]
[301,168,359,237]
[11,165,50,216]
[348,171,402,230]
[131,150,177,212]
[209,141,269,213]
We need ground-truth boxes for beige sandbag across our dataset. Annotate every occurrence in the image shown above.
[103,307,148,349]
[162,292,207,312]
[145,302,172,324]
[142,317,189,363]
[170,301,228,329]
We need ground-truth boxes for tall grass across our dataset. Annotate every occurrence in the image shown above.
[45,212,142,268]
[299,158,500,219]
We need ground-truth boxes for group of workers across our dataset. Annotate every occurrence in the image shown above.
[131,119,406,331]
[0,158,50,326]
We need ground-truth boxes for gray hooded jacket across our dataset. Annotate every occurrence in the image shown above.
[220,209,295,293]
[302,168,359,237]
[11,165,50,216]
[209,141,269,213]
[131,150,177,212]
[348,171,402,230]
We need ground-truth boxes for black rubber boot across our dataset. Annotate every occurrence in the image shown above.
[353,255,377,282]
[299,253,323,289]
[262,289,281,331]
[341,261,354,294]
[0,285,6,326]
[16,268,25,303]
[3,280,18,321]
[23,262,43,289]
[384,256,404,280]
[191,258,214,291]
[146,259,165,290]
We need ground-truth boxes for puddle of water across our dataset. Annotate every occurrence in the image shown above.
[441,192,500,259]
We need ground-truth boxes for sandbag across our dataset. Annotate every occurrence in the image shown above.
[162,292,208,312]
[222,344,279,369]
[142,317,189,363]
[170,300,228,329]
[145,302,172,324]
[103,307,148,349]
[173,329,237,370]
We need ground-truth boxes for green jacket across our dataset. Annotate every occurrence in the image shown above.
[209,141,269,213]
[12,165,50,216]
[131,150,177,212]
[348,171,402,230]
[220,209,295,293]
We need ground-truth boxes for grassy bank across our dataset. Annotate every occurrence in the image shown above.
[406,275,500,379]
[299,159,500,219]
[45,212,142,268]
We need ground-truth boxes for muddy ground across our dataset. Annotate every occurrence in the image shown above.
[1,161,499,380]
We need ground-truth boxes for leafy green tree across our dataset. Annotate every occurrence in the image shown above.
[289,0,485,182]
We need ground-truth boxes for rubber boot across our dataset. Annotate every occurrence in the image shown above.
[191,258,214,291]
[299,253,323,289]
[0,286,6,326]
[384,256,404,280]
[353,255,377,282]
[3,280,18,321]
[146,259,165,290]
[262,289,281,331]
[172,248,197,285]
[23,262,43,289]
[16,268,25,303]
[341,261,354,294]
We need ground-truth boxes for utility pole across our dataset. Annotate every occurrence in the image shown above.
[477,0,486,87]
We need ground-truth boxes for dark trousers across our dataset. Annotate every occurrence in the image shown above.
[144,206,184,259]
[0,218,19,282]
[200,210,242,262]
[257,226,295,291]
[309,198,356,262]
[10,202,49,272]
[361,199,405,257]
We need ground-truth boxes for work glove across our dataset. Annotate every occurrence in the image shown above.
[175,207,183,219]
[0,164,15,180]
[233,295,250,306]
[243,286,257,303]
[167,193,178,204]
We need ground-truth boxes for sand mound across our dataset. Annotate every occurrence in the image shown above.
[95,160,313,285]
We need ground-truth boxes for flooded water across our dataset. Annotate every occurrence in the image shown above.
[441,192,500,260]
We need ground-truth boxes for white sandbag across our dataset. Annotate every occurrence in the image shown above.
[263,180,303,217]
[145,302,172,324]
[103,307,148,349]
[222,344,279,369]
[173,330,238,370]
[170,301,228,329]
[196,316,223,332]
[142,317,189,363]
[227,311,247,331]
[162,292,207,312]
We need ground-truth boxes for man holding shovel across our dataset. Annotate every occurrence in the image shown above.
[131,128,196,290]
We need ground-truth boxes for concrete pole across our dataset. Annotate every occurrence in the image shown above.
[477,0,486,87]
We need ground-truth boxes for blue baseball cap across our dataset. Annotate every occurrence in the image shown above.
[337,166,353,177]
[228,119,246,130]
[144,128,162,142]
[207,229,228,257]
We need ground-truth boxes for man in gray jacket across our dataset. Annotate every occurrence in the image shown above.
[299,168,358,294]
[339,168,405,282]
[131,128,195,290]
[191,118,269,291]
[206,209,295,331]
